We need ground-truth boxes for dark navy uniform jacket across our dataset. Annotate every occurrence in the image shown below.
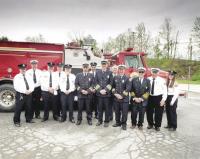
[112,75,131,103]
[75,73,94,99]
[95,69,113,97]
[130,77,150,106]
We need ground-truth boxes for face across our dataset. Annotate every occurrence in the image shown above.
[64,68,71,74]
[20,68,26,74]
[91,66,96,71]
[101,64,107,70]
[48,66,54,72]
[82,66,89,72]
[118,69,125,75]
[168,74,174,80]
[151,71,158,78]
[112,68,118,74]
[31,63,37,70]
[138,70,145,78]
[57,66,62,72]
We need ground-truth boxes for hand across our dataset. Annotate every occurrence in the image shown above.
[48,87,54,94]
[170,101,174,106]
[65,90,70,95]
[160,100,165,107]
[81,90,88,95]
[25,90,31,95]
[139,98,144,102]
[100,89,106,95]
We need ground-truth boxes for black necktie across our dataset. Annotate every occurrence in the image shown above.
[23,74,29,90]
[59,72,61,77]
[49,72,52,87]
[151,78,155,95]
[66,75,70,90]
[33,70,37,83]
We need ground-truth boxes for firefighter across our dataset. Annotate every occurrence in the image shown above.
[112,65,131,130]
[26,60,42,119]
[130,67,150,130]
[59,64,76,123]
[95,60,113,127]
[13,64,35,127]
[75,63,94,125]
[90,62,98,119]
[165,70,179,131]
[110,65,118,121]
[55,62,64,117]
[146,68,167,131]
[40,62,60,122]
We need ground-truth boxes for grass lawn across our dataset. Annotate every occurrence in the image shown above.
[177,80,200,84]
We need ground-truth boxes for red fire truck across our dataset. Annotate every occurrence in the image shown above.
[0,41,168,111]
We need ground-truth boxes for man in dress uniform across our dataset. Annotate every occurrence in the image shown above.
[55,63,64,117]
[59,64,76,123]
[26,60,42,119]
[40,62,60,122]
[112,65,131,130]
[13,64,35,127]
[130,67,150,130]
[95,60,113,127]
[90,62,98,119]
[147,68,167,131]
[110,65,118,121]
[75,63,94,125]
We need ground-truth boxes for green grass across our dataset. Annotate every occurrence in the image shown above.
[177,80,200,84]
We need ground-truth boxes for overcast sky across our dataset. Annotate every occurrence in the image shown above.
[0,0,200,46]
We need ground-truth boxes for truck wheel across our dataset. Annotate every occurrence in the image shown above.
[0,84,16,111]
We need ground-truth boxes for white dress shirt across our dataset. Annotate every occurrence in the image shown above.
[59,73,76,93]
[168,81,179,105]
[13,73,34,94]
[40,71,59,94]
[148,76,167,101]
[26,68,42,88]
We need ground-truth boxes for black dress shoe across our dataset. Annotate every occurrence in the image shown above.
[14,123,21,127]
[96,121,102,126]
[138,126,143,130]
[109,117,113,121]
[147,125,153,129]
[88,120,92,125]
[26,120,35,123]
[130,125,136,129]
[164,125,171,129]
[169,128,176,131]
[122,125,127,130]
[70,119,75,123]
[112,123,121,127]
[155,127,160,131]
[76,120,81,125]
[35,115,41,119]
[41,119,48,122]
[104,122,109,127]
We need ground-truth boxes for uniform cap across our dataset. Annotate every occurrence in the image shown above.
[101,60,108,65]
[57,63,64,67]
[138,67,146,72]
[47,62,55,67]
[151,68,160,73]
[82,63,89,68]
[90,62,97,66]
[168,70,177,75]
[18,64,27,69]
[30,60,38,64]
[64,64,72,69]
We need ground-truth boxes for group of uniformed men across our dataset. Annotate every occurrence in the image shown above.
[13,59,178,131]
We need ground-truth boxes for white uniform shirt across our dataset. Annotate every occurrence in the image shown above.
[40,71,59,94]
[59,73,76,93]
[26,68,42,88]
[148,76,167,101]
[168,81,179,105]
[13,73,34,94]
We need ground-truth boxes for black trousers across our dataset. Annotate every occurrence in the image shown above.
[56,89,62,117]
[147,95,164,128]
[131,103,146,126]
[77,98,92,121]
[31,86,41,118]
[41,91,58,120]
[91,94,98,117]
[98,97,110,123]
[109,97,114,120]
[114,101,129,125]
[166,95,178,129]
[60,92,74,121]
[13,92,32,123]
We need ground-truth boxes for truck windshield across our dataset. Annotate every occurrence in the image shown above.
[124,55,143,68]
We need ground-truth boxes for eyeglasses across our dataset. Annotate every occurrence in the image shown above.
[138,71,144,74]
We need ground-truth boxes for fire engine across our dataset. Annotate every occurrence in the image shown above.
[0,41,168,111]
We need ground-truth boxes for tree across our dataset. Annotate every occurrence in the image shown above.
[153,37,162,59]
[25,34,46,43]
[0,36,9,41]
[192,17,200,48]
